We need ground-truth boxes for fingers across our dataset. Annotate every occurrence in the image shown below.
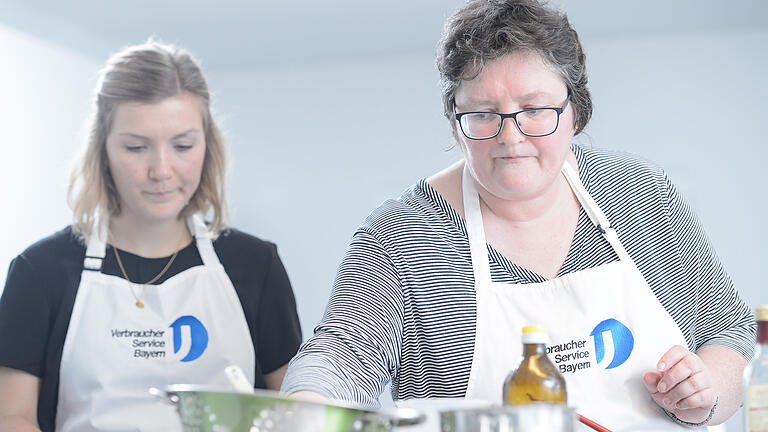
[642,371,662,394]
[674,388,715,410]
[655,346,689,376]
[656,345,704,394]
[643,345,715,418]
[644,371,673,411]
[662,371,711,408]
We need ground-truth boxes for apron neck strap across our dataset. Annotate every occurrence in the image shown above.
[83,219,108,271]
[560,161,609,233]
[187,213,220,266]
[560,160,633,263]
[462,165,493,287]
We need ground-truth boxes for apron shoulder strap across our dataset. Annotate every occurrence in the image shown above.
[83,219,107,271]
[462,165,492,287]
[187,213,221,266]
[560,161,610,232]
[560,160,633,263]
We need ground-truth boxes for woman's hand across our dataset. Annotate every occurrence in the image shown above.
[642,345,716,424]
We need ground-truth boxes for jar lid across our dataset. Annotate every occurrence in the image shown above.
[522,325,547,334]
[521,325,548,344]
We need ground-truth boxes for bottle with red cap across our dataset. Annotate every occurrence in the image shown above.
[502,325,567,405]
[746,304,768,431]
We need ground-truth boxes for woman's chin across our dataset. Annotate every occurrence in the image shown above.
[127,203,187,225]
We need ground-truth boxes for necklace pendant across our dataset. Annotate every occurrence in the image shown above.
[136,300,145,309]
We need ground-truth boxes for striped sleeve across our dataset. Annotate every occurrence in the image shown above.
[662,173,756,358]
[280,229,402,407]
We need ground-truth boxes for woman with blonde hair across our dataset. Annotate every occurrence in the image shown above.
[0,41,301,431]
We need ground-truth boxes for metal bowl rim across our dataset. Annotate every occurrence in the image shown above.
[163,384,378,413]
[438,402,575,415]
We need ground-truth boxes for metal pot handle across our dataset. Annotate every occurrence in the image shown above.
[148,387,180,406]
[351,407,425,432]
[380,407,426,427]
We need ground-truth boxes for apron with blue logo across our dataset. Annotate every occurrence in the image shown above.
[462,161,703,431]
[56,214,255,431]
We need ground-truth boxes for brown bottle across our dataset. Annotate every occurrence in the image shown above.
[503,325,567,405]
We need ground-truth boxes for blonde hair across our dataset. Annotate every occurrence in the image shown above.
[67,40,228,242]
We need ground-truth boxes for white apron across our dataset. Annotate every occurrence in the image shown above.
[56,214,256,432]
[462,162,703,431]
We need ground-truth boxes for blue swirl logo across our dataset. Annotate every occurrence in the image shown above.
[170,315,209,362]
[590,318,634,369]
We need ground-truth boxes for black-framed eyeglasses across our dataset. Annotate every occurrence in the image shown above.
[454,94,571,140]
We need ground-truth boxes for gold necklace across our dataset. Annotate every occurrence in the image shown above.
[112,234,186,309]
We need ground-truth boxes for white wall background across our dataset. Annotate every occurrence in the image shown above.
[1,2,766,430]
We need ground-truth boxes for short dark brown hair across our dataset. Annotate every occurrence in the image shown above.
[437,0,592,135]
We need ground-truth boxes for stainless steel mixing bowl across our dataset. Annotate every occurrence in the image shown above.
[151,385,424,432]
[439,403,575,432]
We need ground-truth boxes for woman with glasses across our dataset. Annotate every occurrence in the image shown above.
[281,0,754,429]
[0,41,302,431]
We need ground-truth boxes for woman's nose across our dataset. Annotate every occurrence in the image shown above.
[497,116,527,144]
[148,148,172,180]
